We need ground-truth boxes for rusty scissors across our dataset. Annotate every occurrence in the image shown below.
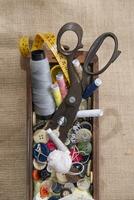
[46,22,121,142]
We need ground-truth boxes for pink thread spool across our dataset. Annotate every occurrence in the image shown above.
[56,73,68,99]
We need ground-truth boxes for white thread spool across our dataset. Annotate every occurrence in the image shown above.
[30,50,55,117]
[72,59,83,80]
[76,109,103,118]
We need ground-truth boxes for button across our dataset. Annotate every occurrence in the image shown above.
[86,160,92,177]
[77,141,92,155]
[76,128,92,142]
[33,143,50,163]
[40,180,53,198]
[33,120,46,132]
[40,168,51,181]
[33,112,36,126]
[60,188,72,198]
[90,171,93,184]
[48,196,60,200]
[64,182,75,192]
[46,140,56,152]
[56,172,68,184]
[80,121,92,131]
[33,181,42,196]
[66,172,81,184]
[52,182,63,194]
[33,192,48,200]
[77,178,91,191]
[73,188,94,200]
[32,169,40,181]
[40,185,50,198]
[33,129,49,144]
[89,183,93,195]
[33,159,47,170]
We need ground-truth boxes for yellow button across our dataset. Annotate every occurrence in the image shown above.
[33,129,49,144]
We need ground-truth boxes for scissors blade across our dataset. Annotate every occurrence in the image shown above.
[45,82,82,142]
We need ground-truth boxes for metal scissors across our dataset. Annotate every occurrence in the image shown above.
[46,22,121,142]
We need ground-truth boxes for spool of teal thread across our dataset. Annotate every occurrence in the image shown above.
[82,78,102,99]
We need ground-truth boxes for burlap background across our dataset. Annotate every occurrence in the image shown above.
[0,0,134,200]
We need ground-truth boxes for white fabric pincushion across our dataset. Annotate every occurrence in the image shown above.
[47,150,72,174]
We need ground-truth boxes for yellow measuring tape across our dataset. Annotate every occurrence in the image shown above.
[19,32,70,83]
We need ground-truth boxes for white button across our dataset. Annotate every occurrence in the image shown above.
[33,159,47,170]
[86,160,92,177]
[76,128,92,142]
[33,129,49,144]
[77,178,91,191]
[64,182,75,192]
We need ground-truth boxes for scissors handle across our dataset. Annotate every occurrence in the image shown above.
[83,32,121,75]
[57,22,83,57]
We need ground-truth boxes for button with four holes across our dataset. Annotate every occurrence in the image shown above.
[33,129,49,144]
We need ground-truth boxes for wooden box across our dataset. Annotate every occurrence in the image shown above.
[26,51,99,200]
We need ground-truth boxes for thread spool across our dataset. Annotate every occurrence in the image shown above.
[30,50,55,118]
[82,78,102,99]
[51,83,62,107]
[76,109,103,118]
[72,59,83,80]
[56,73,68,99]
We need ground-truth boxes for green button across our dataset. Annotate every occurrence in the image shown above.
[77,142,92,155]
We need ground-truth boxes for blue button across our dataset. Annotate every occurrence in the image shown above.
[48,196,60,200]
[33,143,50,163]
[40,168,51,181]
[52,182,63,194]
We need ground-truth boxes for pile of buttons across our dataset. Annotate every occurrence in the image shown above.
[32,117,94,200]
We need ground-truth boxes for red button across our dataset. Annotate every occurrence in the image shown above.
[46,140,56,151]
[40,185,49,198]
[32,169,40,181]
